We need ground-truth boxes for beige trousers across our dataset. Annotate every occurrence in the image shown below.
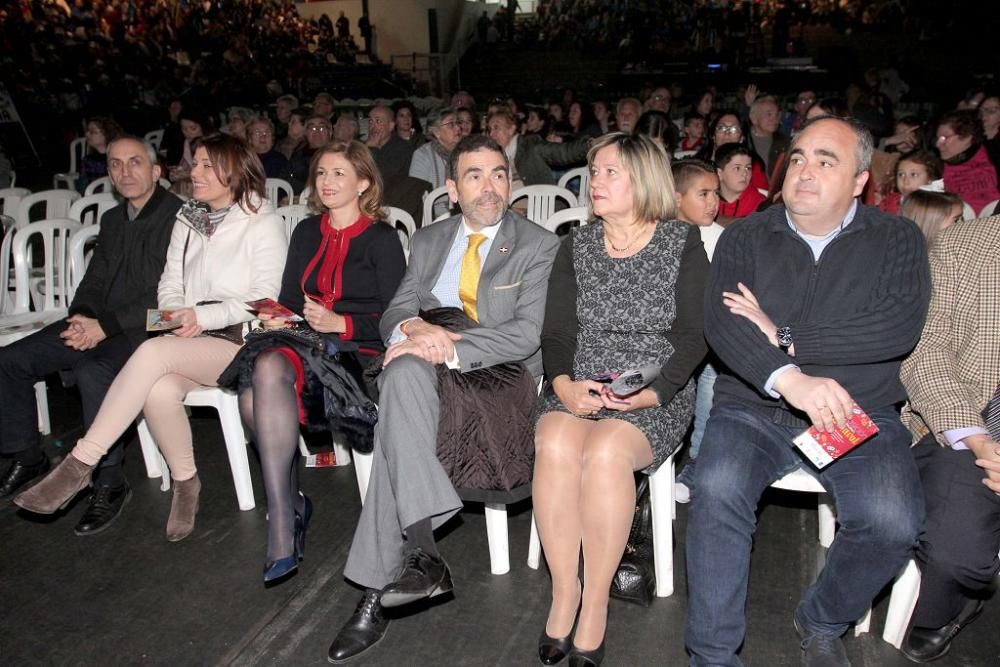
[73,335,240,481]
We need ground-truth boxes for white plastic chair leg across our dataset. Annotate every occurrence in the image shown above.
[817,493,835,548]
[484,502,510,575]
[297,435,310,457]
[136,417,170,492]
[883,559,921,649]
[332,436,352,465]
[855,606,873,636]
[216,393,255,511]
[649,456,675,597]
[353,449,373,503]
[527,512,541,570]
[35,381,50,435]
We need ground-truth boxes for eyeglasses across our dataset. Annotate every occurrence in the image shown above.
[438,120,459,129]
[796,98,816,105]
[307,124,331,131]
[250,130,272,137]
[717,125,741,134]
[651,94,671,101]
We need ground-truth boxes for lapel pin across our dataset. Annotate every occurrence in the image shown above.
[498,246,510,254]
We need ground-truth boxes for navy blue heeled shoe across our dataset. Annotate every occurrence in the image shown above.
[294,493,312,560]
[263,553,299,583]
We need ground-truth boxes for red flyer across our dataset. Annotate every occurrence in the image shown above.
[792,403,880,468]
[246,298,303,322]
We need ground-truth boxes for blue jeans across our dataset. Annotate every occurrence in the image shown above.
[685,401,924,666]
[689,363,717,459]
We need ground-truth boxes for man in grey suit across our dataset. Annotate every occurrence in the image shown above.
[327,135,561,664]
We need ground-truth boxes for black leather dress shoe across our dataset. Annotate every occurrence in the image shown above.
[0,456,50,500]
[380,548,454,608]
[538,629,572,665]
[902,599,985,663]
[74,483,132,536]
[327,590,389,664]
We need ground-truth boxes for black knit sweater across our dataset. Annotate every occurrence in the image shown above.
[705,202,931,426]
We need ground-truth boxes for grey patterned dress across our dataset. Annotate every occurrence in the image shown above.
[537,220,697,472]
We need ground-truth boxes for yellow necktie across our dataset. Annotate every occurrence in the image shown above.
[459,233,488,322]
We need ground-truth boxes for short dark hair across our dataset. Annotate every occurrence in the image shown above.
[683,111,706,126]
[713,143,754,170]
[671,158,717,193]
[448,135,508,181]
[635,110,676,147]
[897,149,944,181]
[937,109,984,144]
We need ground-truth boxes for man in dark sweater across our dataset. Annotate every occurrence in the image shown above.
[0,136,181,535]
[685,117,931,667]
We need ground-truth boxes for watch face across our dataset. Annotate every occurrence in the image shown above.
[777,327,793,346]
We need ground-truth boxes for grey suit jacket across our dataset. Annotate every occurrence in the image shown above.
[379,209,561,377]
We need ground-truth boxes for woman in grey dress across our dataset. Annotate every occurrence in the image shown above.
[534,133,709,667]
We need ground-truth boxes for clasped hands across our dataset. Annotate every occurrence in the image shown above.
[552,375,658,416]
[60,314,107,351]
[723,282,854,433]
[383,318,461,367]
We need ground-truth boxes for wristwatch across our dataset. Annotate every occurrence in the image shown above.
[776,326,793,352]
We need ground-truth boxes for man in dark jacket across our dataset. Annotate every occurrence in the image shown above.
[0,136,181,535]
[685,116,931,667]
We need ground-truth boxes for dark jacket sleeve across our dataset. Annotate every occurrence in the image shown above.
[540,234,578,380]
[651,224,709,404]
[705,221,795,395]
[788,220,930,366]
[339,225,407,343]
[532,136,590,168]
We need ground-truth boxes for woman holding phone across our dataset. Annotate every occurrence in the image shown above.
[223,140,406,583]
[532,133,708,665]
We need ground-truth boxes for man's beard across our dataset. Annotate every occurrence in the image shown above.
[460,191,508,228]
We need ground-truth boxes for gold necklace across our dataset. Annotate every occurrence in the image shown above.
[604,223,649,253]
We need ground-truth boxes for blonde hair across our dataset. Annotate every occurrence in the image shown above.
[899,189,963,245]
[306,141,385,220]
[587,132,676,223]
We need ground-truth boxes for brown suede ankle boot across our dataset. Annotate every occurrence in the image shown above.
[166,474,201,542]
[13,454,95,514]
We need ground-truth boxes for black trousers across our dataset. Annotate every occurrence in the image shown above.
[911,434,1000,628]
[0,320,136,478]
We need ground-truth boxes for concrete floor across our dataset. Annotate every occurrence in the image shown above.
[1,381,998,666]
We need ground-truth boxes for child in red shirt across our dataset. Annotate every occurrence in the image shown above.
[715,143,766,223]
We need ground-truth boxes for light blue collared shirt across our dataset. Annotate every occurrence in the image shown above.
[764,200,858,398]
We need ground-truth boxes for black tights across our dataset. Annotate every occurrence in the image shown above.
[239,351,305,561]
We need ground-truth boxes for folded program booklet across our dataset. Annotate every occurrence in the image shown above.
[146,309,181,332]
[591,364,661,397]
[246,298,303,322]
[792,403,879,469]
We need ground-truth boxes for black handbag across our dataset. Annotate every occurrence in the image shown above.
[609,474,656,606]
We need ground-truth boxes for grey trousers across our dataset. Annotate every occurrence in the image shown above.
[344,355,464,589]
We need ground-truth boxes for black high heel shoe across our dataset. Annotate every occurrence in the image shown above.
[538,630,573,665]
[567,641,605,667]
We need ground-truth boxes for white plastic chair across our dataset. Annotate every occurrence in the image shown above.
[979,199,999,218]
[674,149,698,159]
[528,454,678,594]
[14,189,82,230]
[962,202,976,221]
[422,185,451,228]
[144,129,165,153]
[557,167,591,204]
[8,171,14,187]
[137,387,257,510]
[68,224,101,302]
[542,206,590,235]
[276,204,312,237]
[509,185,577,225]
[0,219,82,435]
[0,187,31,217]
[298,186,313,205]
[384,206,417,257]
[69,193,117,226]
[83,176,113,197]
[266,178,294,207]
[53,137,87,189]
